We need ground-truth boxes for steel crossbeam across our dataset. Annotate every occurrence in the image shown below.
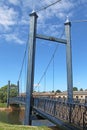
[36,34,67,44]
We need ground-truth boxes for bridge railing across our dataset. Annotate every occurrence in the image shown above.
[8,96,87,129]
[9,96,26,105]
[34,97,87,129]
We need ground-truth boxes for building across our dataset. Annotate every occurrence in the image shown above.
[55,91,87,100]
[20,91,87,102]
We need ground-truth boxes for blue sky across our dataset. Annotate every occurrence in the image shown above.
[0,0,87,92]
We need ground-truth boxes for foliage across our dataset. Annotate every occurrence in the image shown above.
[0,103,7,107]
[56,90,61,93]
[0,84,18,103]
[73,87,78,91]
[80,88,83,91]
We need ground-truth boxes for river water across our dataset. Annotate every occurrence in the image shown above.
[0,109,55,126]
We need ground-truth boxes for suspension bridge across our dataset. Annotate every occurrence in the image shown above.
[6,11,87,130]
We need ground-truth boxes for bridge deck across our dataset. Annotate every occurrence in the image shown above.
[33,107,80,130]
[9,97,87,130]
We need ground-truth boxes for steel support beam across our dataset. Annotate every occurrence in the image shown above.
[33,107,80,130]
[17,81,19,96]
[7,80,10,107]
[65,18,73,103]
[36,34,67,44]
[24,12,38,125]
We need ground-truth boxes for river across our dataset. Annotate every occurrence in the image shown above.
[0,109,55,126]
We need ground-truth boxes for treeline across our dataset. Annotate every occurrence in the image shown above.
[43,87,85,93]
[0,84,18,103]
[73,87,86,91]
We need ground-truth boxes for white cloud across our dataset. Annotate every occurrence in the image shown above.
[34,1,72,36]
[0,6,18,29]
[22,0,43,11]
[5,34,25,44]
[8,0,20,5]
[37,23,63,37]
[0,0,86,44]
[20,16,29,25]
[1,0,74,43]
[38,0,74,20]
[0,4,22,44]
[35,0,74,36]
[34,84,40,87]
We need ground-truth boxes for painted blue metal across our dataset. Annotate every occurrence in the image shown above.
[8,12,74,128]
[17,81,19,96]
[9,96,26,105]
[64,18,73,103]
[33,97,87,129]
[33,106,80,130]
[24,12,38,125]
[36,34,67,44]
[9,96,87,129]
[7,80,10,107]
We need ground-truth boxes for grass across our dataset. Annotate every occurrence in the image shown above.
[0,122,53,130]
[0,103,7,108]
[0,103,63,130]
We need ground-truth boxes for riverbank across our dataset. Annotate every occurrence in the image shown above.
[0,107,12,111]
[0,106,24,111]
[0,106,62,130]
[0,107,18,112]
[0,122,50,130]
[0,122,61,130]
[0,103,7,107]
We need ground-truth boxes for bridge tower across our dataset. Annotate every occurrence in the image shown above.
[24,11,38,125]
[7,80,10,107]
[24,11,73,125]
[7,80,20,107]
[17,81,19,96]
[65,17,73,103]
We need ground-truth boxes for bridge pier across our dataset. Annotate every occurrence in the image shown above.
[24,11,38,125]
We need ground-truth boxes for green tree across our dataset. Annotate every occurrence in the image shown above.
[0,85,7,103]
[56,90,61,93]
[10,84,18,97]
[0,84,18,103]
[80,88,83,91]
[73,87,78,91]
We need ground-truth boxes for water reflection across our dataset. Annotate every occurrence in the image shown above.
[0,110,23,125]
[0,109,55,126]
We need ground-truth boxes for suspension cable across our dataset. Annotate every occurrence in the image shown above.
[18,36,29,81]
[71,19,87,23]
[37,28,65,87]
[36,0,61,13]
[53,56,54,91]
[44,73,46,92]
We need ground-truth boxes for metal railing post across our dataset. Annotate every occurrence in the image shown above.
[54,100,56,116]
